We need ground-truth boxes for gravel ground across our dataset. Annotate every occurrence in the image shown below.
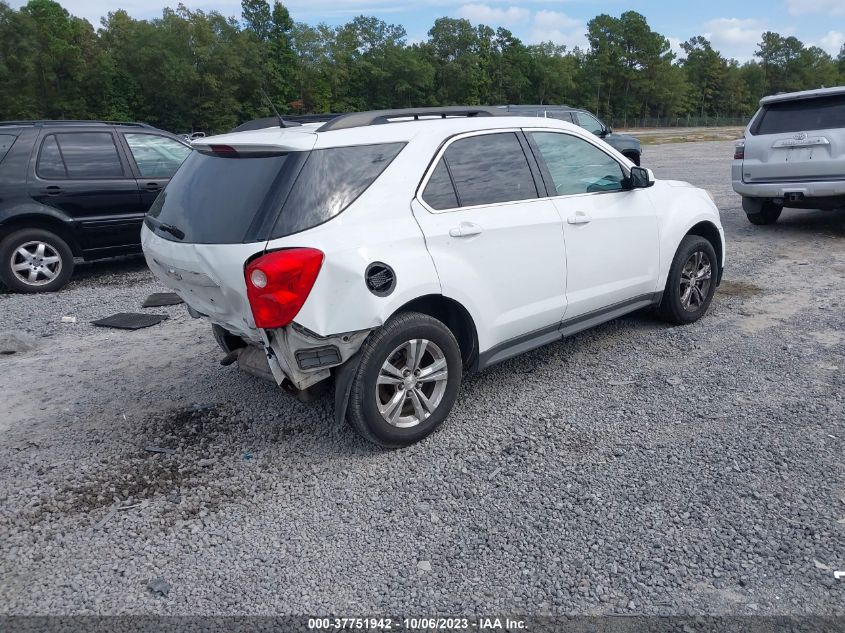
[1,140,843,616]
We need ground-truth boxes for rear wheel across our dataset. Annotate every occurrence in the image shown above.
[0,228,74,293]
[346,311,462,448]
[742,197,782,225]
[658,235,718,325]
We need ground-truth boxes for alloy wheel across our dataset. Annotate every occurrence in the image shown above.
[10,241,63,287]
[375,338,449,428]
[680,250,712,312]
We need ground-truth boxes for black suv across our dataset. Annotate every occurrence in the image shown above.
[0,121,191,292]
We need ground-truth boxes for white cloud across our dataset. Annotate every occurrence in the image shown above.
[667,36,684,59]
[817,30,845,54]
[533,9,579,31]
[702,17,767,61]
[528,10,585,49]
[456,4,530,25]
[786,0,845,15]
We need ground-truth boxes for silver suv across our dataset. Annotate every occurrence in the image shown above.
[732,86,845,225]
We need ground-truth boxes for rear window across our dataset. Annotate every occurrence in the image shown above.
[0,134,16,163]
[147,142,404,244]
[754,94,845,135]
[270,142,405,238]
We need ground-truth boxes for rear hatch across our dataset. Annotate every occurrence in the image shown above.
[142,128,317,339]
[142,127,406,339]
[743,92,845,183]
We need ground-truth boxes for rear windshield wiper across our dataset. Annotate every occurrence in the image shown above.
[147,216,185,240]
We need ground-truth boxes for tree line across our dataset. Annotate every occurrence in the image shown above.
[1,0,843,133]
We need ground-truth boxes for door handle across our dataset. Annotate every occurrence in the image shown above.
[44,186,62,196]
[567,211,592,225]
[449,222,483,238]
[145,182,161,191]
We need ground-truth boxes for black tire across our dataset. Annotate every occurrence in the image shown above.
[346,311,462,448]
[0,228,74,293]
[624,151,641,166]
[658,235,718,325]
[742,197,782,225]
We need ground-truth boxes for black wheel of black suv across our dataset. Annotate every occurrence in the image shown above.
[0,228,74,293]
[346,311,462,448]
[658,235,718,325]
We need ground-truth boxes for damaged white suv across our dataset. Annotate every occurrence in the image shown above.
[142,107,725,447]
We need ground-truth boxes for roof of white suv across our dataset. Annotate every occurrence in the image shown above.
[760,85,845,105]
[193,110,579,152]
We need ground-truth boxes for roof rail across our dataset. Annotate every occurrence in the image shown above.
[0,120,155,128]
[317,106,511,132]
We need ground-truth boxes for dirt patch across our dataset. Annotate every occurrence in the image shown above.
[718,280,764,298]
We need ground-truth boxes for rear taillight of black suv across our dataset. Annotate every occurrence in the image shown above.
[734,139,745,160]
[245,248,324,329]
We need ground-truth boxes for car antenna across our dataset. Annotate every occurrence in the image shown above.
[261,88,287,128]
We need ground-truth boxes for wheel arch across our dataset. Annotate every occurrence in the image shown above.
[0,213,82,257]
[392,294,479,371]
[685,220,723,284]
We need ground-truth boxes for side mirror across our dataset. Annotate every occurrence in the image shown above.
[603,126,612,136]
[629,166,654,188]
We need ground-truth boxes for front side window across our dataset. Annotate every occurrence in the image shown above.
[272,142,405,238]
[439,132,537,208]
[125,133,191,178]
[530,132,625,196]
[575,112,604,135]
[37,132,124,179]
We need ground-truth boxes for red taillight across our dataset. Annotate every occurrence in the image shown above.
[244,248,324,329]
[734,139,745,160]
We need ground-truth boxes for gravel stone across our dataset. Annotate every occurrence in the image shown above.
[0,141,843,616]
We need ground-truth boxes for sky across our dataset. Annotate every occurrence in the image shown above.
[11,0,845,62]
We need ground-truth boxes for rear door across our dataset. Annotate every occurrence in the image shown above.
[412,130,567,358]
[120,132,192,208]
[526,129,659,319]
[743,94,845,183]
[29,130,143,252]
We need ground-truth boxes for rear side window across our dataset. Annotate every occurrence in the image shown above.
[422,159,458,210]
[0,134,16,163]
[440,133,537,208]
[271,143,404,238]
[754,95,845,135]
[147,151,292,243]
[37,133,124,179]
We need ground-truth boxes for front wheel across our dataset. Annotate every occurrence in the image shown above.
[0,228,75,293]
[346,311,462,448]
[658,235,718,325]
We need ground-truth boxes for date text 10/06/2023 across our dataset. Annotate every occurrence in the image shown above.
[307,617,527,630]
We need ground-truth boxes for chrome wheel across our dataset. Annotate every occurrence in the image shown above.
[375,338,449,428]
[10,241,62,287]
[680,250,712,312]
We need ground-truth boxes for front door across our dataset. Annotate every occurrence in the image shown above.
[411,131,568,361]
[526,130,660,320]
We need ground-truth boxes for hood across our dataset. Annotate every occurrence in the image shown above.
[607,132,639,144]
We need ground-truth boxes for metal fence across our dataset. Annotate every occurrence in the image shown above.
[610,115,749,128]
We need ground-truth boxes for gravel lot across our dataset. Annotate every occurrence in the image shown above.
[1,140,843,617]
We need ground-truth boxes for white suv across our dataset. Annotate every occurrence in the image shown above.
[142,107,725,447]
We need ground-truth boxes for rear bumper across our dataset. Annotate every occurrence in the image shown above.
[732,163,845,200]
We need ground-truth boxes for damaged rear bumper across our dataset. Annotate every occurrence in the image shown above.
[234,323,370,393]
